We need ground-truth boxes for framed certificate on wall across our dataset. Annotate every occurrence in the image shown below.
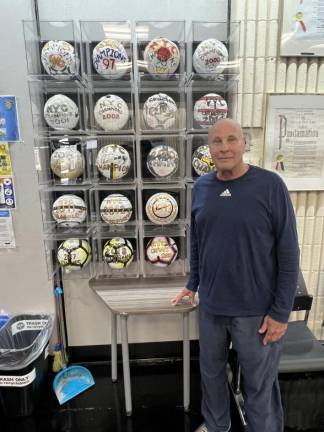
[264,94,324,190]
[280,0,324,56]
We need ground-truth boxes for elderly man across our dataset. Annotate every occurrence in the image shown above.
[172,118,299,432]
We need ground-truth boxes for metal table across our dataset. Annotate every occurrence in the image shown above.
[89,275,196,416]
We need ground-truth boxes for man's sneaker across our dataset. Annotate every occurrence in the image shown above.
[195,424,208,432]
[195,422,231,432]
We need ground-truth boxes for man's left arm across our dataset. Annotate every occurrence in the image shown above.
[260,178,299,345]
[268,178,300,324]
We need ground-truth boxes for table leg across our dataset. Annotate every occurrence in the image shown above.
[120,313,132,416]
[183,311,190,412]
[111,312,117,383]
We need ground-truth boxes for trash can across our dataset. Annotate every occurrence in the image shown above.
[0,314,53,416]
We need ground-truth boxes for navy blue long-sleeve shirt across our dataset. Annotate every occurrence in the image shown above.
[186,165,300,323]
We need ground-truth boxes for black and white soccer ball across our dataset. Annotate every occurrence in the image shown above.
[57,238,91,271]
[103,237,134,269]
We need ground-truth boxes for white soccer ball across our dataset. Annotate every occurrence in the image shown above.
[144,37,180,77]
[193,38,228,77]
[147,145,179,178]
[192,145,215,176]
[50,146,84,180]
[44,94,79,130]
[96,144,131,180]
[146,236,178,267]
[57,238,91,271]
[194,93,228,128]
[143,93,177,129]
[41,40,79,79]
[94,95,129,131]
[100,194,133,224]
[103,237,134,269]
[92,39,129,79]
[52,194,87,227]
[145,192,178,225]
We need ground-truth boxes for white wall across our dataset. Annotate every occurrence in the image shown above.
[37,0,228,23]
[0,1,54,317]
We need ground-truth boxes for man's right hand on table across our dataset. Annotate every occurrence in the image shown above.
[171,288,197,306]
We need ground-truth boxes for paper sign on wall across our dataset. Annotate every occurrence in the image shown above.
[0,210,15,248]
[0,143,12,176]
[0,176,16,209]
[0,96,20,142]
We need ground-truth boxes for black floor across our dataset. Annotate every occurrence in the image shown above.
[0,359,323,432]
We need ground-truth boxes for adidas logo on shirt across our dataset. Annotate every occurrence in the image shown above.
[220,189,231,197]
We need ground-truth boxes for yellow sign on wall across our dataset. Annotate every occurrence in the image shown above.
[0,142,12,176]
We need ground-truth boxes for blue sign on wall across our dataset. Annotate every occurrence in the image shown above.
[0,96,20,142]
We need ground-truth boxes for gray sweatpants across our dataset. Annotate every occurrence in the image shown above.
[199,309,284,432]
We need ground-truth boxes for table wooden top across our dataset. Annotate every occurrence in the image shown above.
[89,276,197,315]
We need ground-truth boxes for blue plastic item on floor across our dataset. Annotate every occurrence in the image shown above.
[53,365,95,405]
[0,314,10,329]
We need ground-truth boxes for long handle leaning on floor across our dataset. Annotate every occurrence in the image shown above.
[55,286,68,366]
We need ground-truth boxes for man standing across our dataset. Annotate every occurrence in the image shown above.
[172,118,299,432]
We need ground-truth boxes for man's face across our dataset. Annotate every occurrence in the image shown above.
[208,122,245,172]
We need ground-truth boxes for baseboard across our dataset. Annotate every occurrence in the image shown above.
[69,340,200,363]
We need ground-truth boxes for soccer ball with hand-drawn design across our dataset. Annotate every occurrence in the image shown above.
[44,94,79,130]
[100,194,133,224]
[192,145,215,176]
[143,93,177,129]
[94,94,129,131]
[103,237,134,269]
[194,93,228,128]
[193,38,228,77]
[145,192,178,225]
[52,194,87,227]
[57,239,91,271]
[92,39,129,79]
[146,236,178,267]
[41,40,79,78]
[144,37,180,78]
[50,146,84,180]
[96,144,131,180]
[147,145,179,178]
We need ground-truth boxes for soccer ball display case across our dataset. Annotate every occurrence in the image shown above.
[186,79,238,133]
[91,135,136,184]
[91,185,137,231]
[140,183,186,227]
[137,134,185,183]
[80,21,133,84]
[44,233,93,280]
[140,224,187,277]
[137,88,186,134]
[23,20,83,82]
[188,21,240,81]
[186,134,215,180]
[135,21,186,86]
[92,227,140,279]
[39,185,92,234]
[26,18,240,280]
[29,80,87,137]
[86,84,134,134]
[34,137,92,186]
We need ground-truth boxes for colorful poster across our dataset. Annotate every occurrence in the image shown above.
[0,177,16,209]
[0,210,15,248]
[281,0,324,56]
[0,143,12,176]
[0,96,20,142]
[264,94,324,190]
